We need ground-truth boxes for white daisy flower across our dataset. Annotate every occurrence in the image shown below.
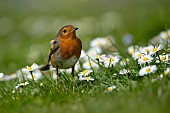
[138,55,153,64]
[139,65,157,76]
[79,76,94,82]
[139,45,154,54]
[24,81,29,85]
[82,60,99,69]
[26,70,42,81]
[160,74,164,78]
[90,37,108,48]
[132,51,143,60]
[15,85,20,89]
[156,54,169,63]
[95,54,107,63]
[40,83,44,87]
[119,69,130,75]
[105,56,120,67]
[86,47,102,59]
[120,58,130,66]
[128,46,135,55]
[0,73,4,78]
[107,85,116,92]
[149,44,163,55]
[160,54,169,61]
[0,73,18,81]
[15,81,29,89]
[78,70,93,77]
[22,63,39,72]
[159,31,170,40]
[48,66,58,79]
[164,67,170,77]
[140,45,154,54]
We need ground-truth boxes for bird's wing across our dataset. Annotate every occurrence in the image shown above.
[39,40,59,71]
[48,40,59,63]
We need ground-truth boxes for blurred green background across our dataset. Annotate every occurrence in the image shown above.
[0,0,170,74]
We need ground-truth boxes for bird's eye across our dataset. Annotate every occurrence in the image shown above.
[63,29,67,33]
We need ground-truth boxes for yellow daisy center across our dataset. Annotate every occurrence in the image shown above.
[145,48,149,52]
[146,68,151,73]
[107,87,113,91]
[130,49,135,54]
[82,70,88,75]
[152,48,158,53]
[109,58,114,63]
[137,53,142,58]
[84,77,90,81]
[160,56,166,61]
[164,70,168,76]
[143,57,148,61]
[27,67,33,71]
[20,83,25,86]
[95,55,99,59]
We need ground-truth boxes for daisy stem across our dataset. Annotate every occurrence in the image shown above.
[29,71,39,89]
[156,52,161,62]
[20,69,26,83]
[30,71,34,81]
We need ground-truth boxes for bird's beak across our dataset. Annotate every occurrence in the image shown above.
[75,27,79,30]
[72,27,79,32]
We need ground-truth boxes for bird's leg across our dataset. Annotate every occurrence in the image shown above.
[72,66,77,86]
[71,66,75,78]
[56,65,59,83]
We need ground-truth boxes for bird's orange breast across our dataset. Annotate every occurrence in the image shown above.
[60,37,82,59]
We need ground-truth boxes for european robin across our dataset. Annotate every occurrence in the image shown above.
[39,25,82,79]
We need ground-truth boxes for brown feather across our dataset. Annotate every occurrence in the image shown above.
[39,40,59,71]
[60,36,82,59]
[39,64,50,71]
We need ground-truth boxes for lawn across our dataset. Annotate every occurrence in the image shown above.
[0,0,170,113]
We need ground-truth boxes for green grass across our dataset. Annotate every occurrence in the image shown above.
[1,72,170,113]
[1,42,170,113]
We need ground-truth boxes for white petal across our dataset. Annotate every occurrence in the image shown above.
[31,63,39,70]
[0,73,4,78]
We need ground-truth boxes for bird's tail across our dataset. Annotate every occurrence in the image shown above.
[39,64,50,71]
